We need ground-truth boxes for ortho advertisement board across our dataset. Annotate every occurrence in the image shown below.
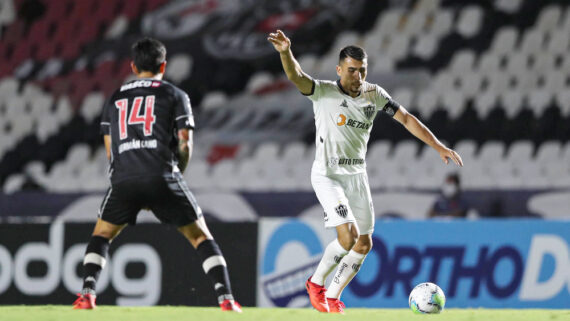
[0,221,257,306]
[257,218,570,308]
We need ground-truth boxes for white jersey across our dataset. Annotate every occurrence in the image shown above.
[307,79,399,176]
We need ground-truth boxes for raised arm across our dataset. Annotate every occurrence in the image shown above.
[393,106,463,166]
[267,30,314,95]
[177,128,193,174]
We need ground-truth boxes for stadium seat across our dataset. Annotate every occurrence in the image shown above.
[547,30,570,55]
[534,5,562,33]
[415,0,441,13]
[246,72,274,93]
[474,91,498,118]
[505,140,534,165]
[210,159,240,191]
[331,31,360,50]
[519,29,545,55]
[543,70,566,93]
[554,89,570,117]
[402,11,427,36]
[432,72,454,95]
[184,159,212,190]
[430,9,453,36]
[458,72,483,98]
[200,91,228,111]
[373,9,403,37]
[54,96,73,125]
[390,140,419,162]
[454,140,477,162]
[490,27,518,56]
[477,141,506,163]
[530,53,555,74]
[534,141,561,163]
[449,50,476,76]
[0,0,15,27]
[415,90,439,118]
[368,140,391,163]
[80,92,105,123]
[456,6,483,38]
[251,142,280,162]
[476,53,501,75]
[3,173,25,194]
[166,54,193,85]
[298,54,318,75]
[441,91,465,119]
[487,71,510,95]
[104,15,129,39]
[412,33,438,59]
[386,34,410,60]
[527,89,552,117]
[500,89,524,118]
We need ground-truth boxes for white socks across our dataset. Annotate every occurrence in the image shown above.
[311,239,348,286]
[326,250,366,299]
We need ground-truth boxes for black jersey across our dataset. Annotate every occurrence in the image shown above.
[100,78,194,184]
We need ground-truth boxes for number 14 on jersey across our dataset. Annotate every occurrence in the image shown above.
[115,96,156,140]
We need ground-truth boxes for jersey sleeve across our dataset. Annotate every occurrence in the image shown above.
[375,85,400,117]
[304,79,324,101]
[174,89,195,130]
[100,97,113,135]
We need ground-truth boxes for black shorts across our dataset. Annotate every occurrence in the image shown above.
[98,172,202,227]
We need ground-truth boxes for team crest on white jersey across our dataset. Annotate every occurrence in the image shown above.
[363,105,375,120]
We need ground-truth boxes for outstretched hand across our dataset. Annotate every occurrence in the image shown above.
[440,148,463,166]
[267,30,291,53]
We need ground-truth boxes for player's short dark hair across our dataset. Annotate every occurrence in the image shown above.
[447,173,461,186]
[132,38,166,74]
[339,45,367,63]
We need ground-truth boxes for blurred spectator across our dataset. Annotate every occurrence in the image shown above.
[428,173,469,218]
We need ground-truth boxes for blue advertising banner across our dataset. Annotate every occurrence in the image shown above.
[257,219,570,308]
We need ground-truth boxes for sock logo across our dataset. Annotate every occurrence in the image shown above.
[352,263,361,272]
[335,204,348,218]
[334,263,348,284]
[334,255,342,264]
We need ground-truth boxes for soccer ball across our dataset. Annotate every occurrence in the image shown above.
[408,282,446,314]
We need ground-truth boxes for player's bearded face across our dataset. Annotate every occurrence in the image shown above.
[337,57,367,96]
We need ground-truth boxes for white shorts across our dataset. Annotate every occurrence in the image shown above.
[311,171,374,235]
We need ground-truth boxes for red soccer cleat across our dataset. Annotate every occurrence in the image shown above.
[73,293,96,309]
[305,277,329,312]
[327,298,346,314]
[220,299,242,312]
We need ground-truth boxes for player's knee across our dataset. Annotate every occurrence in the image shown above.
[338,234,357,250]
[354,237,373,254]
[92,230,116,240]
[358,242,373,254]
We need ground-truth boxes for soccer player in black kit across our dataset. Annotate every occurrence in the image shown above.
[72,38,242,312]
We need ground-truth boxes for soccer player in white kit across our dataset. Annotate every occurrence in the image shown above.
[268,30,463,314]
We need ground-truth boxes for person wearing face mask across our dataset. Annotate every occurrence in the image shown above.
[428,173,469,218]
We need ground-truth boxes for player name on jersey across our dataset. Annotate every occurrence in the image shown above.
[120,80,161,92]
[118,139,158,154]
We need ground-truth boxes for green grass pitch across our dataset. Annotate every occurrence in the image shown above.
[1,306,569,321]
